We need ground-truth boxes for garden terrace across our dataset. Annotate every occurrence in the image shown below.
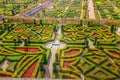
[0,0,45,16]
[54,45,120,79]
[52,23,120,79]
[35,0,86,19]
[60,24,120,48]
[0,43,51,78]
[109,0,120,8]
[94,0,120,20]
[0,0,120,79]
[0,23,56,44]
[0,20,120,79]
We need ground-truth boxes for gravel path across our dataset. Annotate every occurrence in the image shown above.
[1,59,10,71]
[45,25,66,78]
[88,0,95,19]
[88,39,95,49]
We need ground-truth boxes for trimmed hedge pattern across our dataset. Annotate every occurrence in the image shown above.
[53,24,120,79]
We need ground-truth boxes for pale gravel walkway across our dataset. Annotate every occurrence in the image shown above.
[88,0,95,19]
[107,0,119,11]
[88,39,95,49]
[1,59,10,71]
[116,28,120,36]
[80,0,85,19]
[45,25,66,78]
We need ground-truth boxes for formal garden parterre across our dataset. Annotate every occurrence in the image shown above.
[0,0,45,15]
[35,0,87,19]
[94,0,120,20]
[0,20,120,79]
[0,0,120,79]
[53,22,120,79]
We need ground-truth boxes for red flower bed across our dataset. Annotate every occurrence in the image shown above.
[64,60,74,68]
[0,75,11,78]
[46,30,51,33]
[23,61,37,78]
[111,51,120,58]
[65,49,79,56]
[67,34,73,37]
[79,34,84,36]
[23,36,28,39]
[15,29,22,33]
[92,33,99,37]
[101,28,105,31]
[106,33,112,36]
[15,48,40,52]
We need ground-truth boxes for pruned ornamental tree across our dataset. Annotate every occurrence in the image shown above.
[94,37,97,45]
[110,24,115,34]
[53,63,58,75]
[85,36,89,48]
[80,20,83,26]
[13,39,17,46]
[40,19,43,26]
[43,53,47,64]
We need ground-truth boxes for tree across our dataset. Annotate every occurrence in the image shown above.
[80,20,83,26]
[40,19,43,26]
[110,24,115,33]
[24,39,28,46]
[0,28,2,35]
[8,26,11,32]
[17,36,21,44]
[2,18,5,23]
[28,36,30,45]
[40,62,44,71]
[11,10,15,16]
[88,21,91,26]
[53,63,58,75]
[43,53,47,64]
[94,37,97,45]
[54,25,56,32]
[13,39,17,46]
[42,9,46,15]
[85,37,89,48]
[61,25,64,32]
[33,19,36,25]
[55,53,58,62]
